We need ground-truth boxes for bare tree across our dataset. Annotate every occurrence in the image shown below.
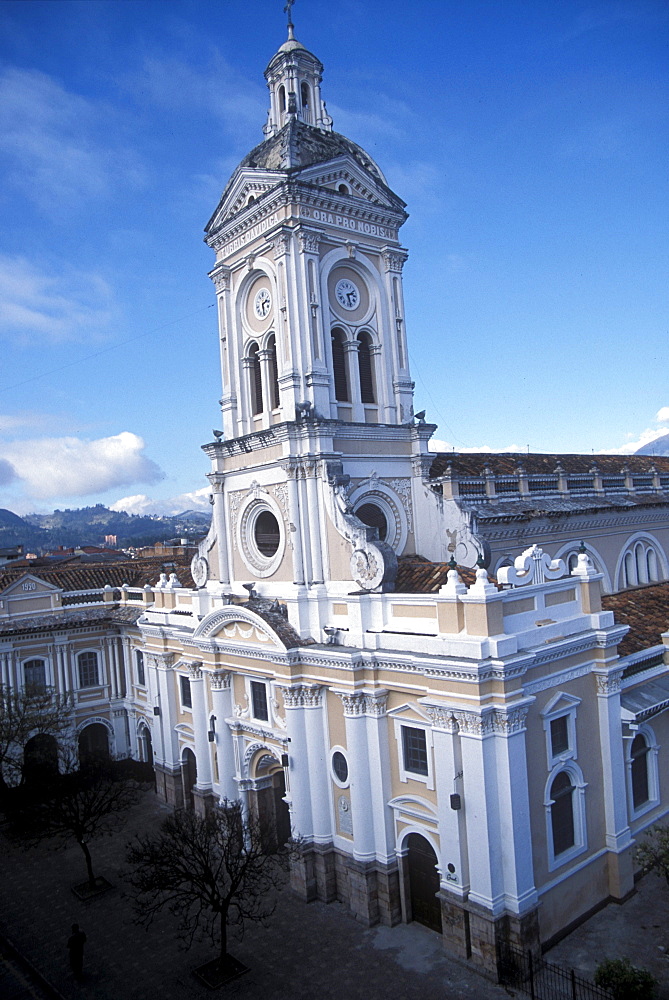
[126,801,292,974]
[0,684,72,789]
[636,823,669,888]
[8,755,144,890]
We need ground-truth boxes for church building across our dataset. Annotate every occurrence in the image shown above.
[2,18,669,977]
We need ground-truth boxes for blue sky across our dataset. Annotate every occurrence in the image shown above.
[0,0,667,515]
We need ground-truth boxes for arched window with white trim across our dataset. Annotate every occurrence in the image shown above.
[625,724,659,819]
[544,762,587,870]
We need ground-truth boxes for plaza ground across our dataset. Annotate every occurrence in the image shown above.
[1,790,669,999]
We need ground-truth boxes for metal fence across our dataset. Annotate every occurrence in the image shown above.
[498,946,613,1000]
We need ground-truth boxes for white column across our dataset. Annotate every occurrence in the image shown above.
[305,465,324,584]
[153,654,179,768]
[457,706,538,917]
[284,467,305,585]
[211,482,230,586]
[189,662,213,790]
[425,710,469,897]
[210,672,237,801]
[364,692,394,861]
[343,340,363,422]
[457,712,505,917]
[280,685,316,841]
[103,639,116,699]
[302,687,331,843]
[594,669,633,852]
[339,692,375,861]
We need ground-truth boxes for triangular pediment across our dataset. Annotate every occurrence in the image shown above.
[387,701,432,723]
[0,573,61,598]
[299,156,402,210]
[206,168,284,234]
[541,691,581,718]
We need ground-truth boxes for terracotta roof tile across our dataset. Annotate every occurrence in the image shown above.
[602,584,669,656]
[429,452,669,479]
[0,557,195,595]
[0,604,144,638]
[394,556,484,593]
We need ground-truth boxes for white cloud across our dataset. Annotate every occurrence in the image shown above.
[111,486,211,516]
[0,66,144,212]
[0,254,114,343]
[428,438,523,454]
[600,407,669,454]
[0,431,164,499]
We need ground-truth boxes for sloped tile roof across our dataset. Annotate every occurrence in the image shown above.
[0,557,195,594]
[429,453,669,479]
[394,555,483,593]
[0,604,144,638]
[602,584,669,656]
[243,597,309,649]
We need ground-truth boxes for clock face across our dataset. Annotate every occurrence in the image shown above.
[253,288,271,320]
[334,278,360,311]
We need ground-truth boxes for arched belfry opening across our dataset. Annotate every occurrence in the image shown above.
[357,331,376,404]
[331,328,349,403]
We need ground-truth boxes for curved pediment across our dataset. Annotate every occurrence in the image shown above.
[193,605,288,649]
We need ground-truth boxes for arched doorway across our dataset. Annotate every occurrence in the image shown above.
[78,723,111,767]
[406,833,442,933]
[138,724,153,765]
[182,747,197,810]
[23,733,58,785]
[253,754,291,852]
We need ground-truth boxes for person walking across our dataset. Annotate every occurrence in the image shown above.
[67,923,86,980]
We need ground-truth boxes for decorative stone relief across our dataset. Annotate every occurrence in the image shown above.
[191,554,209,588]
[337,690,388,717]
[210,267,231,293]
[595,670,623,695]
[338,795,353,835]
[228,489,245,540]
[279,684,323,708]
[186,661,203,681]
[271,231,291,257]
[382,249,408,272]
[497,545,567,587]
[388,477,414,533]
[297,229,322,254]
[209,671,232,691]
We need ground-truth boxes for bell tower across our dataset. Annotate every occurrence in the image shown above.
[194,16,436,623]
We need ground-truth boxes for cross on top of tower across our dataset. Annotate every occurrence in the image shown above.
[284,0,296,39]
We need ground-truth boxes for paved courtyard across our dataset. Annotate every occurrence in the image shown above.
[1,789,669,1000]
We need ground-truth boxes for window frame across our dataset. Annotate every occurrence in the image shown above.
[393,719,434,790]
[77,650,100,689]
[541,692,580,770]
[179,674,192,711]
[625,723,659,821]
[135,649,146,687]
[250,680,269,722]
[23,657,47,694]
[544,762,587,871]
[330,746,350,788]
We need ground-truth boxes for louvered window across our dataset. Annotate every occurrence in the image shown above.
[249,342,263,415]
[268,335,280,409]
[357,332,375,403]
[331,329,349,402]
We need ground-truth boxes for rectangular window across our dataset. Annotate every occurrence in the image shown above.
[24,659,46,693]
[550,716,569,757]
[135,650,146,687]
[251,681,268,721]
[180,675,192,709]
[78,652,99,688]
[402,725,428,776]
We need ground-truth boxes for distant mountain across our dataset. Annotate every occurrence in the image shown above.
[636,433,669,457]
[0,504,210,553]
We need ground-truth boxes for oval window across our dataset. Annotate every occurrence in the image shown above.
[332,751,349,784]
[254,510,280,557]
